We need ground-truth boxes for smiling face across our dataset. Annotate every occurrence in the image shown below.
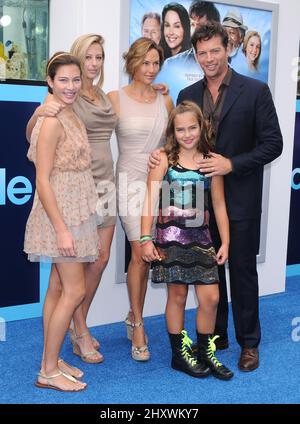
[245,35,261,63]
[195,35,229,81]
[142,17,161,45]
[225,27,242,53]
[174,111,201,152]
[47,64,81,105]
[133,48,160,85]
[163,10,184,55]
[83,42,104,81]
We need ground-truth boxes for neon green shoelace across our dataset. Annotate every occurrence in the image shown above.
[207,335,222,367]
[181,330,197,366]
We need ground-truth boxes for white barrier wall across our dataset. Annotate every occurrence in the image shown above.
[49,0,299,326]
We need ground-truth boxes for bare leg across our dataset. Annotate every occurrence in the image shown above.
[71,225,114,356]
[194,284,219,334]
[42,265,61,361]
[166,284,188,333]
[40,266,84,378]
[81,225,115,319]
[127,241,150,348]
[38,263,87,391]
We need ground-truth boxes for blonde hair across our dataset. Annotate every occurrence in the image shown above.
[123,37,164,79]
[242,31,261,69]
[70,33,105,88]
[165,101,213,166]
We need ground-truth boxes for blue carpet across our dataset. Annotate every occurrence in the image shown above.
[0,276,300,404]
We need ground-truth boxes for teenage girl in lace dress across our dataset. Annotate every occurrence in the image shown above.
[24,53,100,392]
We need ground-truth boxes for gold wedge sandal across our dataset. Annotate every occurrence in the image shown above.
[69,328,100,351]
[125,316,149,343]
[71,332,104,364]
[131,321,150,362]
[125,316,134,340]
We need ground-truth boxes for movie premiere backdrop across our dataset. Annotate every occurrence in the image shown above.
[116,0,278,282]
[0,0,49,321]
[130,0,273,102]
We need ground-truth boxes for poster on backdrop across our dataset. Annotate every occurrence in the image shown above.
[116,0,279,282]
[130,0,273,102]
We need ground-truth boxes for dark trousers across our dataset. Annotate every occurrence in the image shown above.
[211,217,261,348]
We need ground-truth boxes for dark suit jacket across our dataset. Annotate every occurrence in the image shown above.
[177,69,283,220]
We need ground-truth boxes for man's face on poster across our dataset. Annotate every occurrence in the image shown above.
[190,13,208,36]
[142,18,161,45]
[224,27,243,53]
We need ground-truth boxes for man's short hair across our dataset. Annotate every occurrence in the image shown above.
[191,21,228,50]
[189,1,220,22]
[141,12,161,26]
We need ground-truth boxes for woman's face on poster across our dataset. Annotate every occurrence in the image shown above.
[163,10,184,54]
[246,35,261,63]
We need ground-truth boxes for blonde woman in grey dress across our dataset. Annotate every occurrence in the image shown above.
[108,38,173,361]
[26,35,117,366]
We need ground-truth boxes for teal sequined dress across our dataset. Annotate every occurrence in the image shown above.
[152,163,219,285]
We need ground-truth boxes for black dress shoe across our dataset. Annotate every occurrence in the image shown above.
[238,348,259,372]
[191,334,229,354]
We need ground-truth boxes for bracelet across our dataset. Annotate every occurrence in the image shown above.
[140,235,152,243]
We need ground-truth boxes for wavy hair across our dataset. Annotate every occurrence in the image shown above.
[165,101,213,166]
[123,37,164,79]
[242,31,261,70]
[191,21,228,50]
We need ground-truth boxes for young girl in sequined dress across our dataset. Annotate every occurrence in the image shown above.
[141,101,233,380]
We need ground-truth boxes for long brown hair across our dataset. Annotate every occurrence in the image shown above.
[165,101,213,166]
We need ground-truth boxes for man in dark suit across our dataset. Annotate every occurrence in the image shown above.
[150,21,283,371]
[177,22,282,371]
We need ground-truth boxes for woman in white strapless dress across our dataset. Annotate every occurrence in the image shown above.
[108,38,173,361]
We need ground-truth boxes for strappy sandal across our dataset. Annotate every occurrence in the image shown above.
[131,321,150,362]
[35,370,87,392]
[125,316,149,343]
[71,332,104,364]
[69,328,100,351]
[58,358,84,379]
[125,316,134,340]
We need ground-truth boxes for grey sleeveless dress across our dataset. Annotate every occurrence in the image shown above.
[116,89,168,241]
[73,88,117,227]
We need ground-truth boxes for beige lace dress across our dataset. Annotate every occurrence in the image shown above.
[24,109,99,263]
